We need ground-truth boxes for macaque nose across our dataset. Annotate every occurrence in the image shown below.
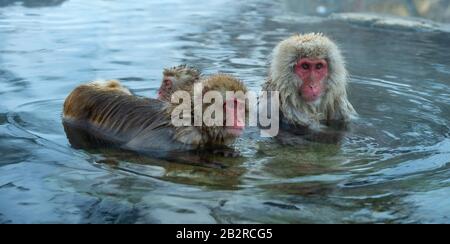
[308,83,319,90]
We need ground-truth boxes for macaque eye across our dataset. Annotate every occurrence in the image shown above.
[316,63,323,69]
[301,63,310,70]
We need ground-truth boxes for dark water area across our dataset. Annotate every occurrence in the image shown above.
[0,0,450,223]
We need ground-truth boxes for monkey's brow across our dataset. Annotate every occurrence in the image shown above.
[289,54,303,68]
[163,70,176,76]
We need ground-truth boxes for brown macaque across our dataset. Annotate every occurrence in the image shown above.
[157,65,200,101]
[262,33,357,143]
[63,74,247,158]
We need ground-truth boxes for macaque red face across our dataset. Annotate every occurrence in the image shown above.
[223,98,246,136]
[157,77,173,99]
[294,58,328,102]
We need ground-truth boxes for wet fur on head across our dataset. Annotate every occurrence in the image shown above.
[263,33,357,128]
[202,74,247,95]
[163,65,200,86]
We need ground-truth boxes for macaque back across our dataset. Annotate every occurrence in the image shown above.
[63,81,192,154]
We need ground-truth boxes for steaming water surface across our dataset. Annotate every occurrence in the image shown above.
[0,0,450,223]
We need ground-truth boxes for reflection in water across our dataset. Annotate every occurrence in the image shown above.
[62,121,247,189]
[0,69,27,95]
[0,0,450,223]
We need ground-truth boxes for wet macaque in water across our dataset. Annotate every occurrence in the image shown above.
[157,65,200,101]
[62,75,247,158]
[262,33,357,143]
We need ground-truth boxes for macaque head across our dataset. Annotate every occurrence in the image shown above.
[270,33,347,105]
[201,74,248,142]
[266,33,356,127]
[158,65,200,101]
[170,74,248,147]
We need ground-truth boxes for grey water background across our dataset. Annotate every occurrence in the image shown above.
[1,0,450,223]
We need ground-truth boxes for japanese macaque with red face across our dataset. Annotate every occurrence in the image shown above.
[262,33,357,139]
[63,75,247,157]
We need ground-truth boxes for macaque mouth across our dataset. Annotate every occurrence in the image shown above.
[157,79,173,99]
[304,92,320,102]
[224,98,245,136]
[157,90,166,100]
[294,58,328,103]
[226,127,244,136]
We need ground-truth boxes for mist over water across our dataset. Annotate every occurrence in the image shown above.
[0,0,449,223]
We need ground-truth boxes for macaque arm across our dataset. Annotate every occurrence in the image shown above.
[124,123,194,153]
